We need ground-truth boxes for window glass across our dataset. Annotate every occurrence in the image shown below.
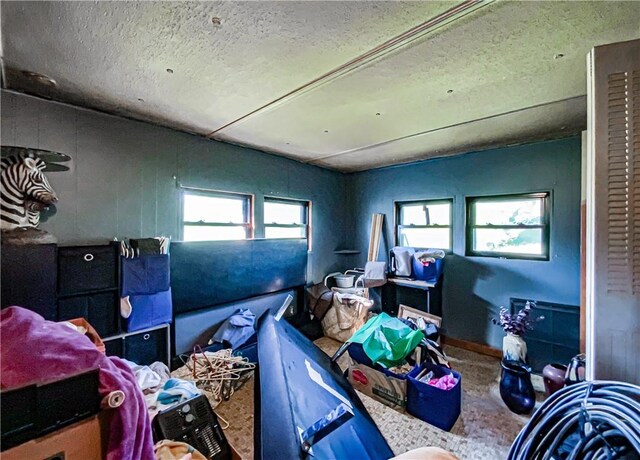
[401,203,450,226]
[264,198,309,241]
[466,193,549,259]
[264,201,304,225]
[473,199,543,226]
[181,190,251,241]
[396,200,452,250]
[397,227,451,249]
[265,226,306,239]
[183,194,246,224]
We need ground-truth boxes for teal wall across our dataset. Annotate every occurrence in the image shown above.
[1,90,349,284]
[2,91,582,348]
[345,137,582,349]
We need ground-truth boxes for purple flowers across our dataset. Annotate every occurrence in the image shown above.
[493,301,544,337]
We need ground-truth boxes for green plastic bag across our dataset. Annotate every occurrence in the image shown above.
[347,313,425,368]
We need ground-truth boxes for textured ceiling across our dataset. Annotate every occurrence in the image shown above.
[1,1,639,172]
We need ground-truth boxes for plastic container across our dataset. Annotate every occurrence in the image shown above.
[411,256,444,283]
[406,363,461,431]
[334,274,355,288]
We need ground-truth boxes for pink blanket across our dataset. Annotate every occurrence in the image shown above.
[0,307,154,460]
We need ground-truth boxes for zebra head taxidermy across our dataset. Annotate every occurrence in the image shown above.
[1,147,69,244]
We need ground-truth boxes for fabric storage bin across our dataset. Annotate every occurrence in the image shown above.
[122,289,173,333]
[124,327,168,366]
[406,363,461,431]
[121,254,170,296]
[411,256,443,283]
[104,337,124,358]
[58,245,118,295]
[58,292,119,337]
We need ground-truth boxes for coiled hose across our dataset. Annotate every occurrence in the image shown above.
[508,381,640,460]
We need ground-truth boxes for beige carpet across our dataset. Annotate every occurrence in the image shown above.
[315,337,538,459]
[190,339,541,459]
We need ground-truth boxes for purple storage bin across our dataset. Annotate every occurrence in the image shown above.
[411,256,443,283]
[406,363,461,431]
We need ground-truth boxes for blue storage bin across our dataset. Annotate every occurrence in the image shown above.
[406,363,461,431]
[121,254,170,297]
[123,288,173,332]
[411,255,443,283]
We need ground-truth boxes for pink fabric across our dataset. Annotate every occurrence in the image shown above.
[0,307,154,460]
[428,374,458,390]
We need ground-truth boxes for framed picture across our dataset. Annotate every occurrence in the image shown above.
[397,304,441,328]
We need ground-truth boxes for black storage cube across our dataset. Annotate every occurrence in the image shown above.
[37,369,101,436]
[125,327,167,365]
[0,385,38,451]
[1,244,57,320]
[104,337,124,358]
[58,245,118,295]
[58,292,119,337]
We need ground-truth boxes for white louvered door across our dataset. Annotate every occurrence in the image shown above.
[586,39,640,384]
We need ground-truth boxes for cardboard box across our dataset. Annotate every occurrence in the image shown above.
[3,412,109,460]
[347,359,407,411]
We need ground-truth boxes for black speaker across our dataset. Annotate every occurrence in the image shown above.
[152,395,231,460]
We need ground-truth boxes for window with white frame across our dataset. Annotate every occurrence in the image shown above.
[181,188,252,241]
[395,199,452,250]
[264,197,309,240]
[466,192,550,260]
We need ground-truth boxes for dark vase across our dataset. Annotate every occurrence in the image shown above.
[500,360,536,415]
[542,363,567,396]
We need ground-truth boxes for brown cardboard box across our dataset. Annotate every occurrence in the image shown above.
[347,360,407,411]
[3,412,109,460]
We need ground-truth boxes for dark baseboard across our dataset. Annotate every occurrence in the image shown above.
[441,335,502,359]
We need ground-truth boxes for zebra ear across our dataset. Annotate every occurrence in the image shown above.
[22,157,40,171]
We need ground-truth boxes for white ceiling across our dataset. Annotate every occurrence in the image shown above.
[1,1,639,172]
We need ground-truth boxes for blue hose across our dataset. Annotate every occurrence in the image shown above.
[508,381,640,460]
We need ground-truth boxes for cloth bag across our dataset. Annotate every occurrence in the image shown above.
[363,261,387,287]
[321,293,373,342]
[391,247,415,277]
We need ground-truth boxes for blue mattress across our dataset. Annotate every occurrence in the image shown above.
[256,314,394,460]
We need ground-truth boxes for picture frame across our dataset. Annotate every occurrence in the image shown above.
[397,304,442,328]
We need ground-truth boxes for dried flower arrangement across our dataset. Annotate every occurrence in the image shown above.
[493,301,544,337]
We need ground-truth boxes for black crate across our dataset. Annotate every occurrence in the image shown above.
[58,245,118,295]
[0,368,101,451]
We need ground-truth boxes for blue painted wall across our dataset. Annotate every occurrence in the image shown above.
[345,137,582,348]
[2,90,582,349]
[1,90,349,284]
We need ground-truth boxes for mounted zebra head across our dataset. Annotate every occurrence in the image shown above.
[1,154,59,231]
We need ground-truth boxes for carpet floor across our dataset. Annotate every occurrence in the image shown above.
[202,338,542,459]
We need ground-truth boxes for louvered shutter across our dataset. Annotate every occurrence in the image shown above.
[586,39,640,384]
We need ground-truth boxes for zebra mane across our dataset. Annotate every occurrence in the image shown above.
[1,153,46,171]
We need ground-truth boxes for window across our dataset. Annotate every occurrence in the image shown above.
[466,192,550,260]
[181,188,252,241]
[395,199,452,250]
[264,197,309,240]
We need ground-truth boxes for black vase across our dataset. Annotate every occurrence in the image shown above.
[500,360,536,415]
